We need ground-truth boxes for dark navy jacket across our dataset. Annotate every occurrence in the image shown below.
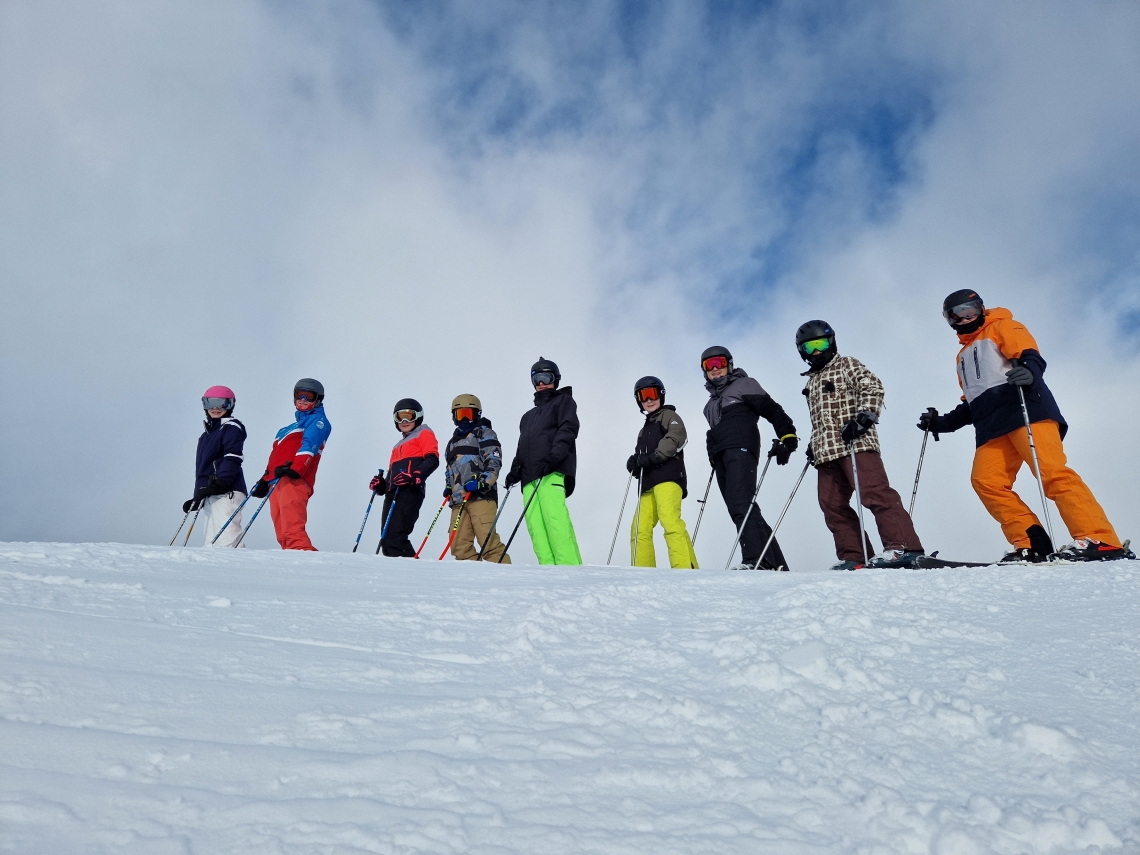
[195,417,248,496]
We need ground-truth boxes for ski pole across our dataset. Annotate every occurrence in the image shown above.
[376,487,402,555]
[631,470,644,566]
[606,473,635,565]
[438,492,473,560]
[690,470,715,546]
[498,478,541,564]
[1014,364,1056,549]
[182,505,203,546]
[211,491,255,545]
[476,485,513,561]
[412,492,447,558]
[352,473,382,553]
[169,510,191,546]
[908,408,939,518]
[233,479,279,548]
[751,459,810,570]
[848,444,870,567]
[723,441,777,571]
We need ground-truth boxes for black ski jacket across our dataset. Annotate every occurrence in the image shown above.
[703,369,796,462]
[507,386,579,496]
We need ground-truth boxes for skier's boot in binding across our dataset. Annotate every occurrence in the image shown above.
[868,549,925,568]
[998,524,1053,564]
[829,559,864,571]
[1055,538,1135,562]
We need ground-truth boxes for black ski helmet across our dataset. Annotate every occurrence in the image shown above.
[794,320,837,366]
[633,375,665,412]
[942,289,986,333]
[393,397,424,428]
[530,357,561,388]
[294,377,325,402]
[700,345,733,374]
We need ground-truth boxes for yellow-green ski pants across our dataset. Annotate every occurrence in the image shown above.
[522,473,583,565]
[630,481,698,569]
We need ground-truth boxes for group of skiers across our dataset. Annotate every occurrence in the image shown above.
[182,292,1131,567]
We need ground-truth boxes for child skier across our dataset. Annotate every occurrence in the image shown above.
[249,378,331,551]
[183,385,247,548]
[370,398,439,558]
[920,290,1130,563]
[504,358,582,565]
[795,321,925,570]
[701,345,797,571]
[442,394,509,563]
[626,376,698,569]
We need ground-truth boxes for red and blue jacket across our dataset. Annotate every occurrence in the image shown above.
[262,405,332,489]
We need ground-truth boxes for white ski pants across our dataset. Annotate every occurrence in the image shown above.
[201,491,246,548]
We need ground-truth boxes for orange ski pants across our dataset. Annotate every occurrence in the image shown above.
[269,478,317,551]
[970,420,1119,549]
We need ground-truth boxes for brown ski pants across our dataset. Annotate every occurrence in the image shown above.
[817,451,923,561]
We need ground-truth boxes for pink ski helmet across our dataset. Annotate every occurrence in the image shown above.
[202,385,236,414]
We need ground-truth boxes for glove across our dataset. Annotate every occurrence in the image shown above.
[202,476,233,497]
[916,407,942,440]
[841,411,878,444]
[768,435,797,466]
[463,478,481,494]
[443,485,453,499]
[504,469,521,489]
[390,470,420,488]
[370,473,387,494]
[274,462,301,480]
[626,454,639,474]
[805,444,816,467]
[1005,365,1034,386]
[705,431,716,464]
[182,498,201,513]
[250,479,270,499]
[539,454,560,477]
[635,452,659,470]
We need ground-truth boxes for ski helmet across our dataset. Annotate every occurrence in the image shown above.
[202,385,236,415]
[294,378,325,402]
[795,320,837,367]
[451,393,482,424]
[393,397,424,428]
[700,345,733,375]
[942,289,985,333]
[531,357,561,389]
[633,376,665,412]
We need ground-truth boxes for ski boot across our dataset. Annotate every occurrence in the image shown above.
[999,524,1053,564]
[867,549,925,568]
[1055,539,1136,562]
[828,559,864,571]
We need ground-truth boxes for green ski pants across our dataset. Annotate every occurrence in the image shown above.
[631,481,698,569]
[522,473,582,565]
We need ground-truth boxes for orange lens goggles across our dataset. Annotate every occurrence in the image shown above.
[702,355,728,371]
[636,386,661,402]
[453,407,476,421]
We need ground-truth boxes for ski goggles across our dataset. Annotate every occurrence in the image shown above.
[701,355,729,372]
[202,397,234,410]
[453,407,476,422]
[943,299,983,326]
[394,409,420,424]
[531,371,556,387]
[636,386,661,403]
[294,389,318,402]
[800,337,832,355]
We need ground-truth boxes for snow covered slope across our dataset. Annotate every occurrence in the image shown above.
[1,543,1136,854]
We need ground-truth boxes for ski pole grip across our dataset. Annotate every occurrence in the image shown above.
[926,407,940,442]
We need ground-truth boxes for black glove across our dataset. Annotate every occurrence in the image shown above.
[370,472,387,494]
[636,452,659,471]
[768,435,797,465]
[626,454,639,474]
[203,476,232,497]
[1005,365,1034,386]
[250,479,270,499]
[182,498,201,513]
[916,407,942,440]
[805,444,816,467]
[841,411,878,444]
[443,485,453,499]
[274,462,301,480]
[504,468,521,489]
[390,470,420,488]
[539,454,560,477]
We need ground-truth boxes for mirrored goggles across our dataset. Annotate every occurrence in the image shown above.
[394,409,420,424]
[453,407,476,422]
[800,337,831,355]
[531,371,556,387]
[202,397,233,410]
[701,355,729,372]
[294,389,318,402]
[636,386,661,402]
[943,300,983,326]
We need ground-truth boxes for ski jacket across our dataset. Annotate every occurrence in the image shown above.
[507,386,579,497]
[195,417,247,496]
[936,308,1067,447]
[444,418,503,507]
[802,355,884,465]
[263,405,331,489]
[703,369,796,462]
[634,405,688,497]
[384,424,440,491]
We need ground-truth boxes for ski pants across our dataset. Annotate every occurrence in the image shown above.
[971,420,1120,549]
[522,473,582,565]
[200,491,246,548]
[714,448,788,570]
[631,481,698,569]
[450,498,510,563]
[379,486,425,557]
[817,450,923,562]
[269,478,316,551]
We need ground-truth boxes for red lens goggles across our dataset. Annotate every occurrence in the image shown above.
[636,386,661,402]
[453,407,476,422]
[702,356,729,372]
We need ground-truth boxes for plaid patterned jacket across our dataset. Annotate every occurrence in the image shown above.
[803,355,885,465]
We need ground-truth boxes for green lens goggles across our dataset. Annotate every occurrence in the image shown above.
[801,337,831,355]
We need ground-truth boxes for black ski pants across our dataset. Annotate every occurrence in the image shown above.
[714,447,788,570]
[379,486,426,557]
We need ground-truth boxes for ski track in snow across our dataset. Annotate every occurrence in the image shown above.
[0,543,1136,854]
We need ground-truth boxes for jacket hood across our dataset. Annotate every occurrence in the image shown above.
[534,385,573,406]
[705,367,748,394]
[957,307,1012,345]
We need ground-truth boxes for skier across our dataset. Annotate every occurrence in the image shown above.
[919,290,1129,562]
[627,376,698,569]
[442,394,510,563]
[504,358,582,565]
[183,385,248,548]
[370,399,439,557]
[249,378,331,551]
[796,321,926,570]
[701,346,798,570]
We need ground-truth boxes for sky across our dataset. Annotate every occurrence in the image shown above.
[1,0,1138,567]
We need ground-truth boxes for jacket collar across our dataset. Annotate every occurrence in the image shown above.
[534,386,572,406]
[705,367,748,394]
[956,307,1012,345]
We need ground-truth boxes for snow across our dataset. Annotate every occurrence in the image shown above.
[1,542,1137,854]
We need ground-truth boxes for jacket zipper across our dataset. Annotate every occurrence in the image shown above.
[973,347,981,380]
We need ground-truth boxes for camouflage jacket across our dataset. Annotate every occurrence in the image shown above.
[444,418,503,506]
[803,355,884,465]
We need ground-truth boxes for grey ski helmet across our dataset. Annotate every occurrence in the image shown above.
[700,345,733,374]
[294,378,324,402]
[633,375,665,412]
[531,357,561,388]
[393,398,424,428]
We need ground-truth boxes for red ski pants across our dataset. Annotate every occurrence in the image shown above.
[269,478,317,551]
